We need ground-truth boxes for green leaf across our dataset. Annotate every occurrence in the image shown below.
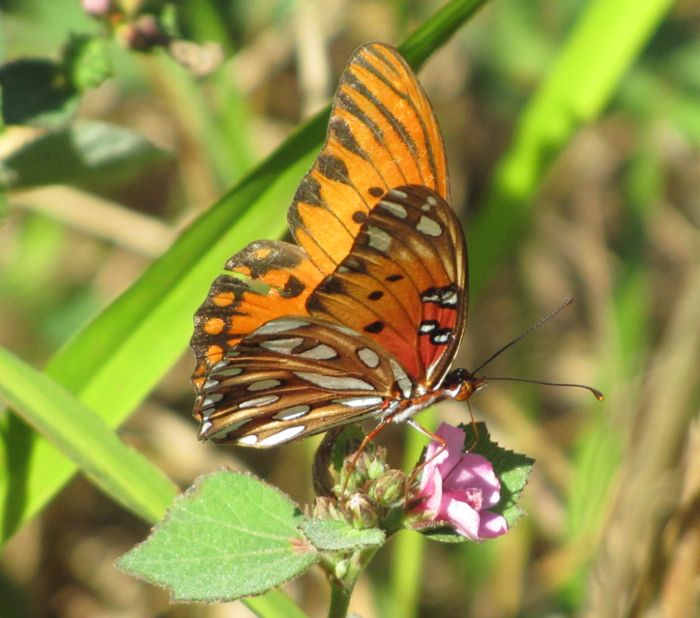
[0,346,177,523]
[117,472,319,602]
[300,519,385,552]
[0,59,78,128]
[63,34,112,91]
[0,121,169,189]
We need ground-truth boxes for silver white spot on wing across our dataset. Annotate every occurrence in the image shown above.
[258,425,306,446]
[294,372,375,391]
[255,318,309,335]
[273,404,311,420]
[238,394,280,409]
[432,331,451,344]
[441,290,458,307]
[366,225,392,253]
[237,434,258,446]
[334,396,384,408]
[201,393,223,408]
[299,344,338,360]
[419,321,437,333]
[416,215,442,237]
[332,324,361,337]
[378,200,408,219]
[389,359,412,398]
[427,195,437,205]
[204,378,219,389]
[211,366,243,377]
[246,379,282,392]
[389,188,408,199]
[259,337,303,354]
[205,417,252,440]
[357,347,380,368]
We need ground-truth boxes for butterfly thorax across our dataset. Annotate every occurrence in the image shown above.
[386,368,485,424]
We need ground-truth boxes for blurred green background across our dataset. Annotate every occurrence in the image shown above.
[1,0,698,616]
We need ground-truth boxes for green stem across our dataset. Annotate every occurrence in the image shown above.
[325,546,380,618]
[328,579,353,618]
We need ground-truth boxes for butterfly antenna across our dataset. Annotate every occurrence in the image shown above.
[472,297,574,374]
[479,376,604,400]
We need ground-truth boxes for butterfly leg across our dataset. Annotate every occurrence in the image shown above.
[341,418,392,495]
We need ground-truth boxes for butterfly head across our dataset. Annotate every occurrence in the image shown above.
[443,368,486,402]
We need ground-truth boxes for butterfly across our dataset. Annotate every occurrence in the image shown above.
[190,42,486,448]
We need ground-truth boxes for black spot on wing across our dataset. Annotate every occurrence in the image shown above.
[330,116,369,161]
[364,321,384,334]
[294,175,323,207]
[340,256,367,274]
[317,153,350,183]
[317,276,346,295]
[281,274,305,298]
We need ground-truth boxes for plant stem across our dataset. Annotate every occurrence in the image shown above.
[325,546,380,618]
[328,579,353,618]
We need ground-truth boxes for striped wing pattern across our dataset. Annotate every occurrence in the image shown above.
[191,42,447,397]
[191,240,318,392]
[195,317,408,445]
[289,42,449,275]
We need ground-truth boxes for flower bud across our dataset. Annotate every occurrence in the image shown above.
[82,0,112,17]
[344,493,378,529]
[368,469,406,508]
[312,497,343,522]
[334,559,349,580]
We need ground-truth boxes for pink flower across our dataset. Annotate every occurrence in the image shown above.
[415,423,508,540]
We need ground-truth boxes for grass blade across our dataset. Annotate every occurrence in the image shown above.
[468,0,675,297]
[0,346,177,522]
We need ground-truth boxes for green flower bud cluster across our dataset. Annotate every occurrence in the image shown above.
[312,427,410,534]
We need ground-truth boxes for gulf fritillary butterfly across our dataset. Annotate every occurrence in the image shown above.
[190,42,484,448]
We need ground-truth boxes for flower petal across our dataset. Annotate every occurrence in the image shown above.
[477,511,508,539]
[421,468,444,515]
[433,423,467,477]
[444,498,481,539]
[444,453,501,508]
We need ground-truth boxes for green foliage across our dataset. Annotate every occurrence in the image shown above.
[0,121,168,189]
[0,346,177,523]
[62,34,112,91]
[118,472,318,602]
[0,59,78,127]
[300,519,385,551]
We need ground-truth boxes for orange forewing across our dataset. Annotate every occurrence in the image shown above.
[192,43,449,396]
[288,42,449,274]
